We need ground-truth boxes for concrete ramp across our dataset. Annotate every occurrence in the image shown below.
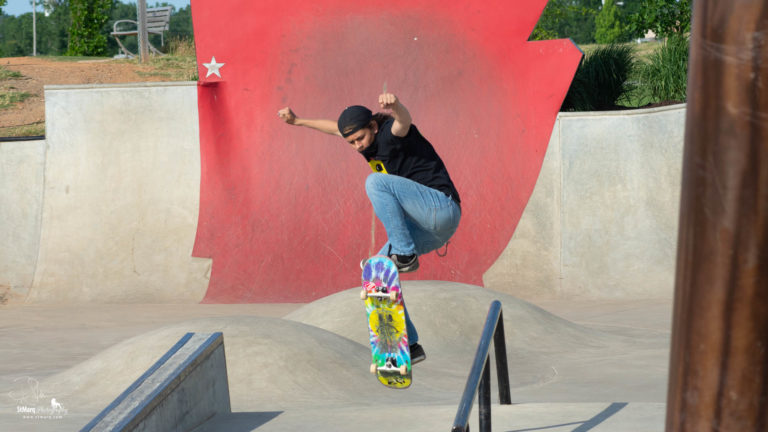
[286,282,667,400]
[484,105,685,301]
[81,333,230,432]
[11,281,669,431]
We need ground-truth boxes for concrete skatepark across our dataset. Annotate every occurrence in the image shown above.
[0,81,685,431]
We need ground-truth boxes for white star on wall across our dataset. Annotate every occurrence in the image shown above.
[203,56,225,78]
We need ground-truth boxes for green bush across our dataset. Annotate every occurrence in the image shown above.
[562,44,636,111]
[67,0,111,56]
[636,34,689,104]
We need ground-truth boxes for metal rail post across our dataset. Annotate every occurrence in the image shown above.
[479,357,492,431]
[493,310,511,404]
[452,301,512,432]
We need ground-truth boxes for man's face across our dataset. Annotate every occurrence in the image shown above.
[345,121,378,153]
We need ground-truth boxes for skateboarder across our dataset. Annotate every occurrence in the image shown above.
[278,93,462,363]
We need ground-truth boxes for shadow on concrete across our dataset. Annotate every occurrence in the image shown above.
[506,402,629,432]
[193,411,283,431]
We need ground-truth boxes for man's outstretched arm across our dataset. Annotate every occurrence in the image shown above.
[278,107,342,137]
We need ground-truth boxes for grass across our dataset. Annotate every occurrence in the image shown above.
[0,87,32,109]
[578,40,663,62]
[149,37,198,80]
[0,66,23,80]
[635,35,689,104]
[0,122,45,137]
[0,66,31,118]
[130,37,198,81]
[137,56,198,81]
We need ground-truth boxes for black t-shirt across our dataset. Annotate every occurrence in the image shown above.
[361,118,460,204]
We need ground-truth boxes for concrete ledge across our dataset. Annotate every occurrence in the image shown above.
[81,332,231,432]
[45,81,198,91]
[557,103,685,118]
[28,82,211,303]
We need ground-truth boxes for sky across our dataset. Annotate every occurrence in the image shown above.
[2,0,191,17]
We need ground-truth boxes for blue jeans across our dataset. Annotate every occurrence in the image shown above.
[365,173,462,344]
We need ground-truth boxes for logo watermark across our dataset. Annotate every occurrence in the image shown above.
[7,377,69,420]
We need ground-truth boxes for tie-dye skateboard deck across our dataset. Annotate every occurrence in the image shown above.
[360,255,412,389]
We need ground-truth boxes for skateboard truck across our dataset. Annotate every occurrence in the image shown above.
[370,358,408,376]
[360,281,398,301]
[361,289,398,302]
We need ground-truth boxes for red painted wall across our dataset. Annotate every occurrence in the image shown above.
[190,0,582,302]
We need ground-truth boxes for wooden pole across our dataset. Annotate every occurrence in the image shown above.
[666,1,768,431]
[137,0,149,63]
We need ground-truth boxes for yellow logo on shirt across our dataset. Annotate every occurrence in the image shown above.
[369,160,388,174]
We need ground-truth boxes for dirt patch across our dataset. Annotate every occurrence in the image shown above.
[0,56,184,136]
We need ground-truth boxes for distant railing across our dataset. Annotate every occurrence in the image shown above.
[452,300,511,432]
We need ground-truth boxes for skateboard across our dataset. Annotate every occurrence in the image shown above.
[360,255,412,389]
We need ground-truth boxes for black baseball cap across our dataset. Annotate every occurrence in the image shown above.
[338,105,373,137]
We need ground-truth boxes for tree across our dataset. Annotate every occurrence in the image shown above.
[38,1,71,55]
[595,0,627,43]
[42,0,68,15]
[531,1,569,41]
[168,5,193,40]
[0,3,71,57]
[1,0,193,57]
[0,0,7,15]
[0,13,35,56]
[67,0,112,56]
[629,0,692,38]
[531,0,600,44]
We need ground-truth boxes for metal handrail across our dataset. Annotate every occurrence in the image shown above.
[451,300,511,432]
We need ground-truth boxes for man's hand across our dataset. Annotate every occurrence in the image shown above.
[278,107,297,124]
[277,107,341,136]
[378,93,399,111]
[379,93,412,137]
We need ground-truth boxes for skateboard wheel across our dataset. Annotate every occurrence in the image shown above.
[399,365,408,375]
[360,289,368,300]
[389,291,398,301]
[370,363,377,374]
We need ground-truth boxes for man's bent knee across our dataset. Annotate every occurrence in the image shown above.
[365,173,389,194]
